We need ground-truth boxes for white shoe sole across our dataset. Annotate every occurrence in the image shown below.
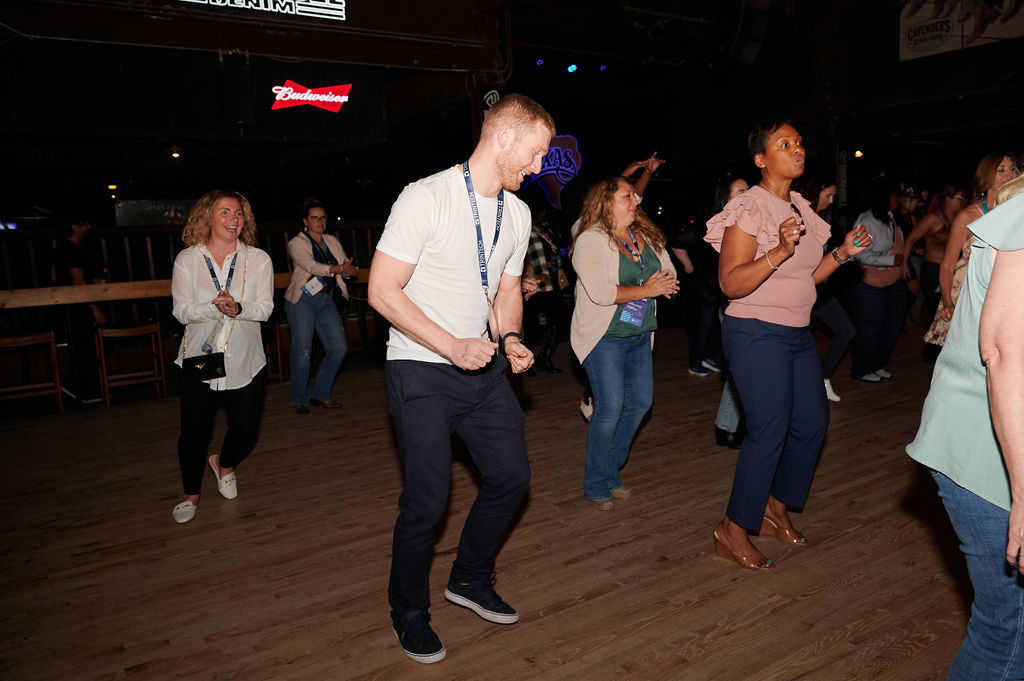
[392,628,446,664]
[444,589,520,624]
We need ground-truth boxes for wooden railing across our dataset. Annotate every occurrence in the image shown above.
[0,270,370,310]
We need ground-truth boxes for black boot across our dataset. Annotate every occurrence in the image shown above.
[537,325,562,373]
[715,426,743,449]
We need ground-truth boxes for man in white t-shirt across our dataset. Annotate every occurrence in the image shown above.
[369,93,554,664]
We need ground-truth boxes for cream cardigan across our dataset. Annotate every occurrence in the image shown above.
[284,231,350,305]
[569,226,675,363]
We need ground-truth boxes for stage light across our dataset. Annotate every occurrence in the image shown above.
[567,64,577,73]
[854,150,864,158]
[600,65,607,71]
[110,194,116,199]
[107,184,118,190]
[536,58,544,66]
[170,145,181,159]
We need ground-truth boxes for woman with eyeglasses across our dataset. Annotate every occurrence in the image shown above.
[705,121,870,569]
[284,197,357,413]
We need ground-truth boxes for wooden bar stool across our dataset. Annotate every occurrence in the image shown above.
[95,322,167,406]
[262,319,284,382]
[0,331,64,414]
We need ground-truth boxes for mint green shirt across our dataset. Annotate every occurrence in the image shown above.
[906,194,1024,511]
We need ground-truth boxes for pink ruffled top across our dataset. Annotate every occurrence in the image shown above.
[705,185,831,327]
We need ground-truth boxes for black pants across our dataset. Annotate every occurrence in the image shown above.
[524,288,565,346]
[177,367,267,495]
[385,356,531,614]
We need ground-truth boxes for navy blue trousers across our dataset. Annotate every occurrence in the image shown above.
[385,355,530,614]
[721,316,829,530]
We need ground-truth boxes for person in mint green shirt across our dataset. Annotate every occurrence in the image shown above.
[907,171,1024,680]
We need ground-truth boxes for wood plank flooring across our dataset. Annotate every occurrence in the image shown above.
[0,317,971,681]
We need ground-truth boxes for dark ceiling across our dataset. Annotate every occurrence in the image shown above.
[1,0,1021,225]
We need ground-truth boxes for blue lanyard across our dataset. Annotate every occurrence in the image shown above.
[617,226,646,284]
[462,161,504,298]
[202,252,236,293]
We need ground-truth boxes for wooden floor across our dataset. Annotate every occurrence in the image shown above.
[0,314,972,681]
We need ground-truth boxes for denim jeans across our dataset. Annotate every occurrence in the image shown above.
[386,356,530,613]
[849,279,906,379]
[285,292,347,406]
[582,333,653,500]
[715,306,743,432]
[715,379,742,432]
[932,471,1024,681]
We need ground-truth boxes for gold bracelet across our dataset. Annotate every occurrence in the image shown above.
[765,251,779,271]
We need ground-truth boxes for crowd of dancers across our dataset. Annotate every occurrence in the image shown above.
[161,94,1023,679]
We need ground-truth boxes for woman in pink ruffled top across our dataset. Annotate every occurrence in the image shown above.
[704,121,870,569]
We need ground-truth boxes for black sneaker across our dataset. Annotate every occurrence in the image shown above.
[444,573,520,624]
[391,609,446,664]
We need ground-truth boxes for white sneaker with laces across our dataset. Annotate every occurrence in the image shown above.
[823,379,841,402]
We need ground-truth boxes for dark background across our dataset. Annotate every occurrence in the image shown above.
[1,0,1021,231]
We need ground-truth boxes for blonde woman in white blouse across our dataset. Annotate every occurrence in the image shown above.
[170,190,274,524]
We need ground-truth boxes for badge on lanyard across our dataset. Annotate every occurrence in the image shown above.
[463,161,503,303]
[617,227,649,327]
[202,251,237,353]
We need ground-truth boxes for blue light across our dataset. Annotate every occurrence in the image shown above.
[536,58,544,66]
[600,65,607,71]
[567,64,577,73]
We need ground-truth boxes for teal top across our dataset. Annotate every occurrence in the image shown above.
[605,243,660,338]
[906,193,1024,511]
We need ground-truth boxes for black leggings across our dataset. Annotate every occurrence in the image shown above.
[177,367,267,495]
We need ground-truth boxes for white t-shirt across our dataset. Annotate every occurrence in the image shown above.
[376,164,531,364]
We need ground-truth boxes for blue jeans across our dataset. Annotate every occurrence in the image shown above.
[715,305,742,432]
[285,292,348,406]
[932,471,1024,680]
[721,316,828,530]
[715,378,742,431]
[582,333,653,500]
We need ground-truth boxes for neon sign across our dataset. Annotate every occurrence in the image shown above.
[522,135,581,209]
[176,0,346,23]
[271,80,352,113]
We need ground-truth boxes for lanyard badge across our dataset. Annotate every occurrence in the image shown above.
[463,161,504,302]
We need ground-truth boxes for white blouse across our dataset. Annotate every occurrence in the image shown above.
[171,242,274,390]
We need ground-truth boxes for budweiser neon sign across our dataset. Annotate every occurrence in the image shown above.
[271,80,352,113]
[176,0,346,23]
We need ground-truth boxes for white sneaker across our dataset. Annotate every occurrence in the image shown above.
[874,368,892,379]
[857,372,882,382]
[823,379,841,402]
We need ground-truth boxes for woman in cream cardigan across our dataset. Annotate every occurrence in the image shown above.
[284,198,357,413]
[570,176,678,510]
